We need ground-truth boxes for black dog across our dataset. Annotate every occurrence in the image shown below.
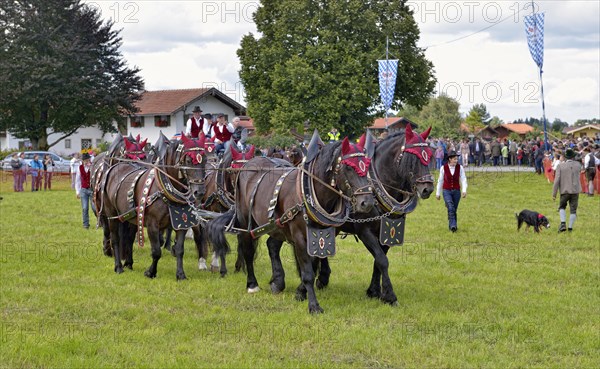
[516,210,550,233]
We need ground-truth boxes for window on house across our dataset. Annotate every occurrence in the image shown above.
[131,116,145,128]
[154,115,171,127]
[65,139,71,149]
[81,139,92,150]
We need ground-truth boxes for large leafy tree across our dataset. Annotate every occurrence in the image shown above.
[398,94,461,138]
[0,0,144,149]
[238,0,436,136]
[464,109,484,134]
[471,103,490,125]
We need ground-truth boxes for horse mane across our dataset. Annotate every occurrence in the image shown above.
[312,141,342,179]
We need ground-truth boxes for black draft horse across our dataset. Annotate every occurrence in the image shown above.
[100,133,207,279]
[208,135,375,313]
[266,125,435,306]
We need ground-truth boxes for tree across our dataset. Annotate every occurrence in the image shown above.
[488,116,504,127]
[471,103,491,125]
[464,108,484,134]
[0,0,144,149]
[237,0,436,137]
[551,118,568,133]
[398,94,461,138]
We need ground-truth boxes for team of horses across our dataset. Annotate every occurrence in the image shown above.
[91,126,434,313]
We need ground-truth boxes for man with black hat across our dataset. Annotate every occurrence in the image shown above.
[583,145,599,196]
[553,148,582,232]
[185,106,211,138]
[436,150,468,232]
[75,153,93,229]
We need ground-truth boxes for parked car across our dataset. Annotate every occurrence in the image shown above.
[1,151,71,173]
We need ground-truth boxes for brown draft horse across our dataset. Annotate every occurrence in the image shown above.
[208,134,375,313]
[99,133,207,279]
[266,126,435,306]
[192,143,256,272]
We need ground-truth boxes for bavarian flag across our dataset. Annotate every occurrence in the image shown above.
[524,12,545,70]
[378,59,398,111]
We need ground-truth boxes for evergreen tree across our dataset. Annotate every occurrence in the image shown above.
[0,0,144,149]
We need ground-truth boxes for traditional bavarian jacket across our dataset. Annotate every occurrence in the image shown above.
[211,123,234,144]
[436,163,468,197]
[75,164,91,196]
[185,116,211,138]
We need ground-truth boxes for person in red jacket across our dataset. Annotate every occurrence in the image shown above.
[436,150,468,232]
[211,113,234,155]
[75,153,93,229]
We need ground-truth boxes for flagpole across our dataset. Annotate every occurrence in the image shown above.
[530,1,549,151]
[385,37,389,129]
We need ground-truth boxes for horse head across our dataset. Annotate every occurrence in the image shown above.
[178,132,208,200]
[123,137,148,160]
[230,144,255,169]
[329,137,374,213]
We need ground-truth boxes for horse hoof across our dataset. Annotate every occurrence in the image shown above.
[114,267,124,274]
[270,283,285,294]
[198,261,208,271]
[124,264,133,270]
[295,291,307,302]
[103,249,113,257]
[247,286,260,294]
[316,279,327,290]
[366,288,381,299]
[144,270,156,279]
[176,274,187,281]
[309,306,324,314]
[210,265,219,273]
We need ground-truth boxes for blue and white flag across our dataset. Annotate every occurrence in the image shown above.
[524,13,544,70]
[378,59,398,111]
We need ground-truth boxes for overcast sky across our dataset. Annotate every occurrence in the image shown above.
[85,0,600,124]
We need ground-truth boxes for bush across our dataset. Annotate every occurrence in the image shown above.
[0,148,20,161]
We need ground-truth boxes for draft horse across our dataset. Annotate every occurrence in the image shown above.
[208,133,375,313]
[268,126,434,306]
[100,133,207,279]
[193,143,256,272]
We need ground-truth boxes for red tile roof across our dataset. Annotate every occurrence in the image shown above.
[134,88,210,115]
[501,123,534,134]
[369,117,417,130]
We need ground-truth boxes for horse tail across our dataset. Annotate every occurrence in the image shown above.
[207,208,235,257]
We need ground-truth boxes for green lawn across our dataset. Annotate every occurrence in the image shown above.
[0,170,598,368]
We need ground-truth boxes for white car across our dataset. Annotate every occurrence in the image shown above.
[2,151,71,173]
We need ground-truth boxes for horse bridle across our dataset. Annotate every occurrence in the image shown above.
[331,151,372,209]
[176,143,206,186]
[394,141,434,187]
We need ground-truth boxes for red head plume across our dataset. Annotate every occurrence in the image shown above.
[341,137,351,156]
[421,126,432,140]
[405,124,415,143]
[357,134,366,151]
[247,145,256,158]
[230,144,242,161]
[135,134,141,143]
[139,138,148,150]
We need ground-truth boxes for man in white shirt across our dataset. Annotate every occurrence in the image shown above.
[436,150,468,232]
[69,153,81,189]
[185,106,211,138]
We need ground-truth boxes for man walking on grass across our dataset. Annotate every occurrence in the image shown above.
[552,148,582,232]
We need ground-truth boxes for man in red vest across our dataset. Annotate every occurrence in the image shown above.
[185,106,211,138]
[75,153,93,229]
[436,150,468,232]
[211,113,234,155]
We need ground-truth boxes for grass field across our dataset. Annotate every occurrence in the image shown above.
[0,169,598,368]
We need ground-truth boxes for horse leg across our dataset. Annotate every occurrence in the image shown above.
[295,243,323,314]
[360,230,397,305]
[144,223,162,279]
[315,258,331,290]
[108,219,123,274]
[173,230,187,280]
[234,243,245,273]
[211,252,220,273]
[192,226,208,271]
[100,215,113,257]
[266,237,285,294]
[239,233,259,292]
[121,222,136,270]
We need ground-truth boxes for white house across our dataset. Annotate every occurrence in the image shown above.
[126,87,247,143]
[0,87,248,155]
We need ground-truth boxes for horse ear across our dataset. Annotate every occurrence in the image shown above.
[405,124,415,142]
[123,137,133,150]
[136,134,141,143]
[230,144,241,160]
[421,126,432,140]
[247,145,256,157]
[198,132,206,147]
[180,132,190,145]
[357,133,366,151]
[341,137,351,156]
[365,129,376,158]
[306,129,322,163]
[139,138,148,149]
